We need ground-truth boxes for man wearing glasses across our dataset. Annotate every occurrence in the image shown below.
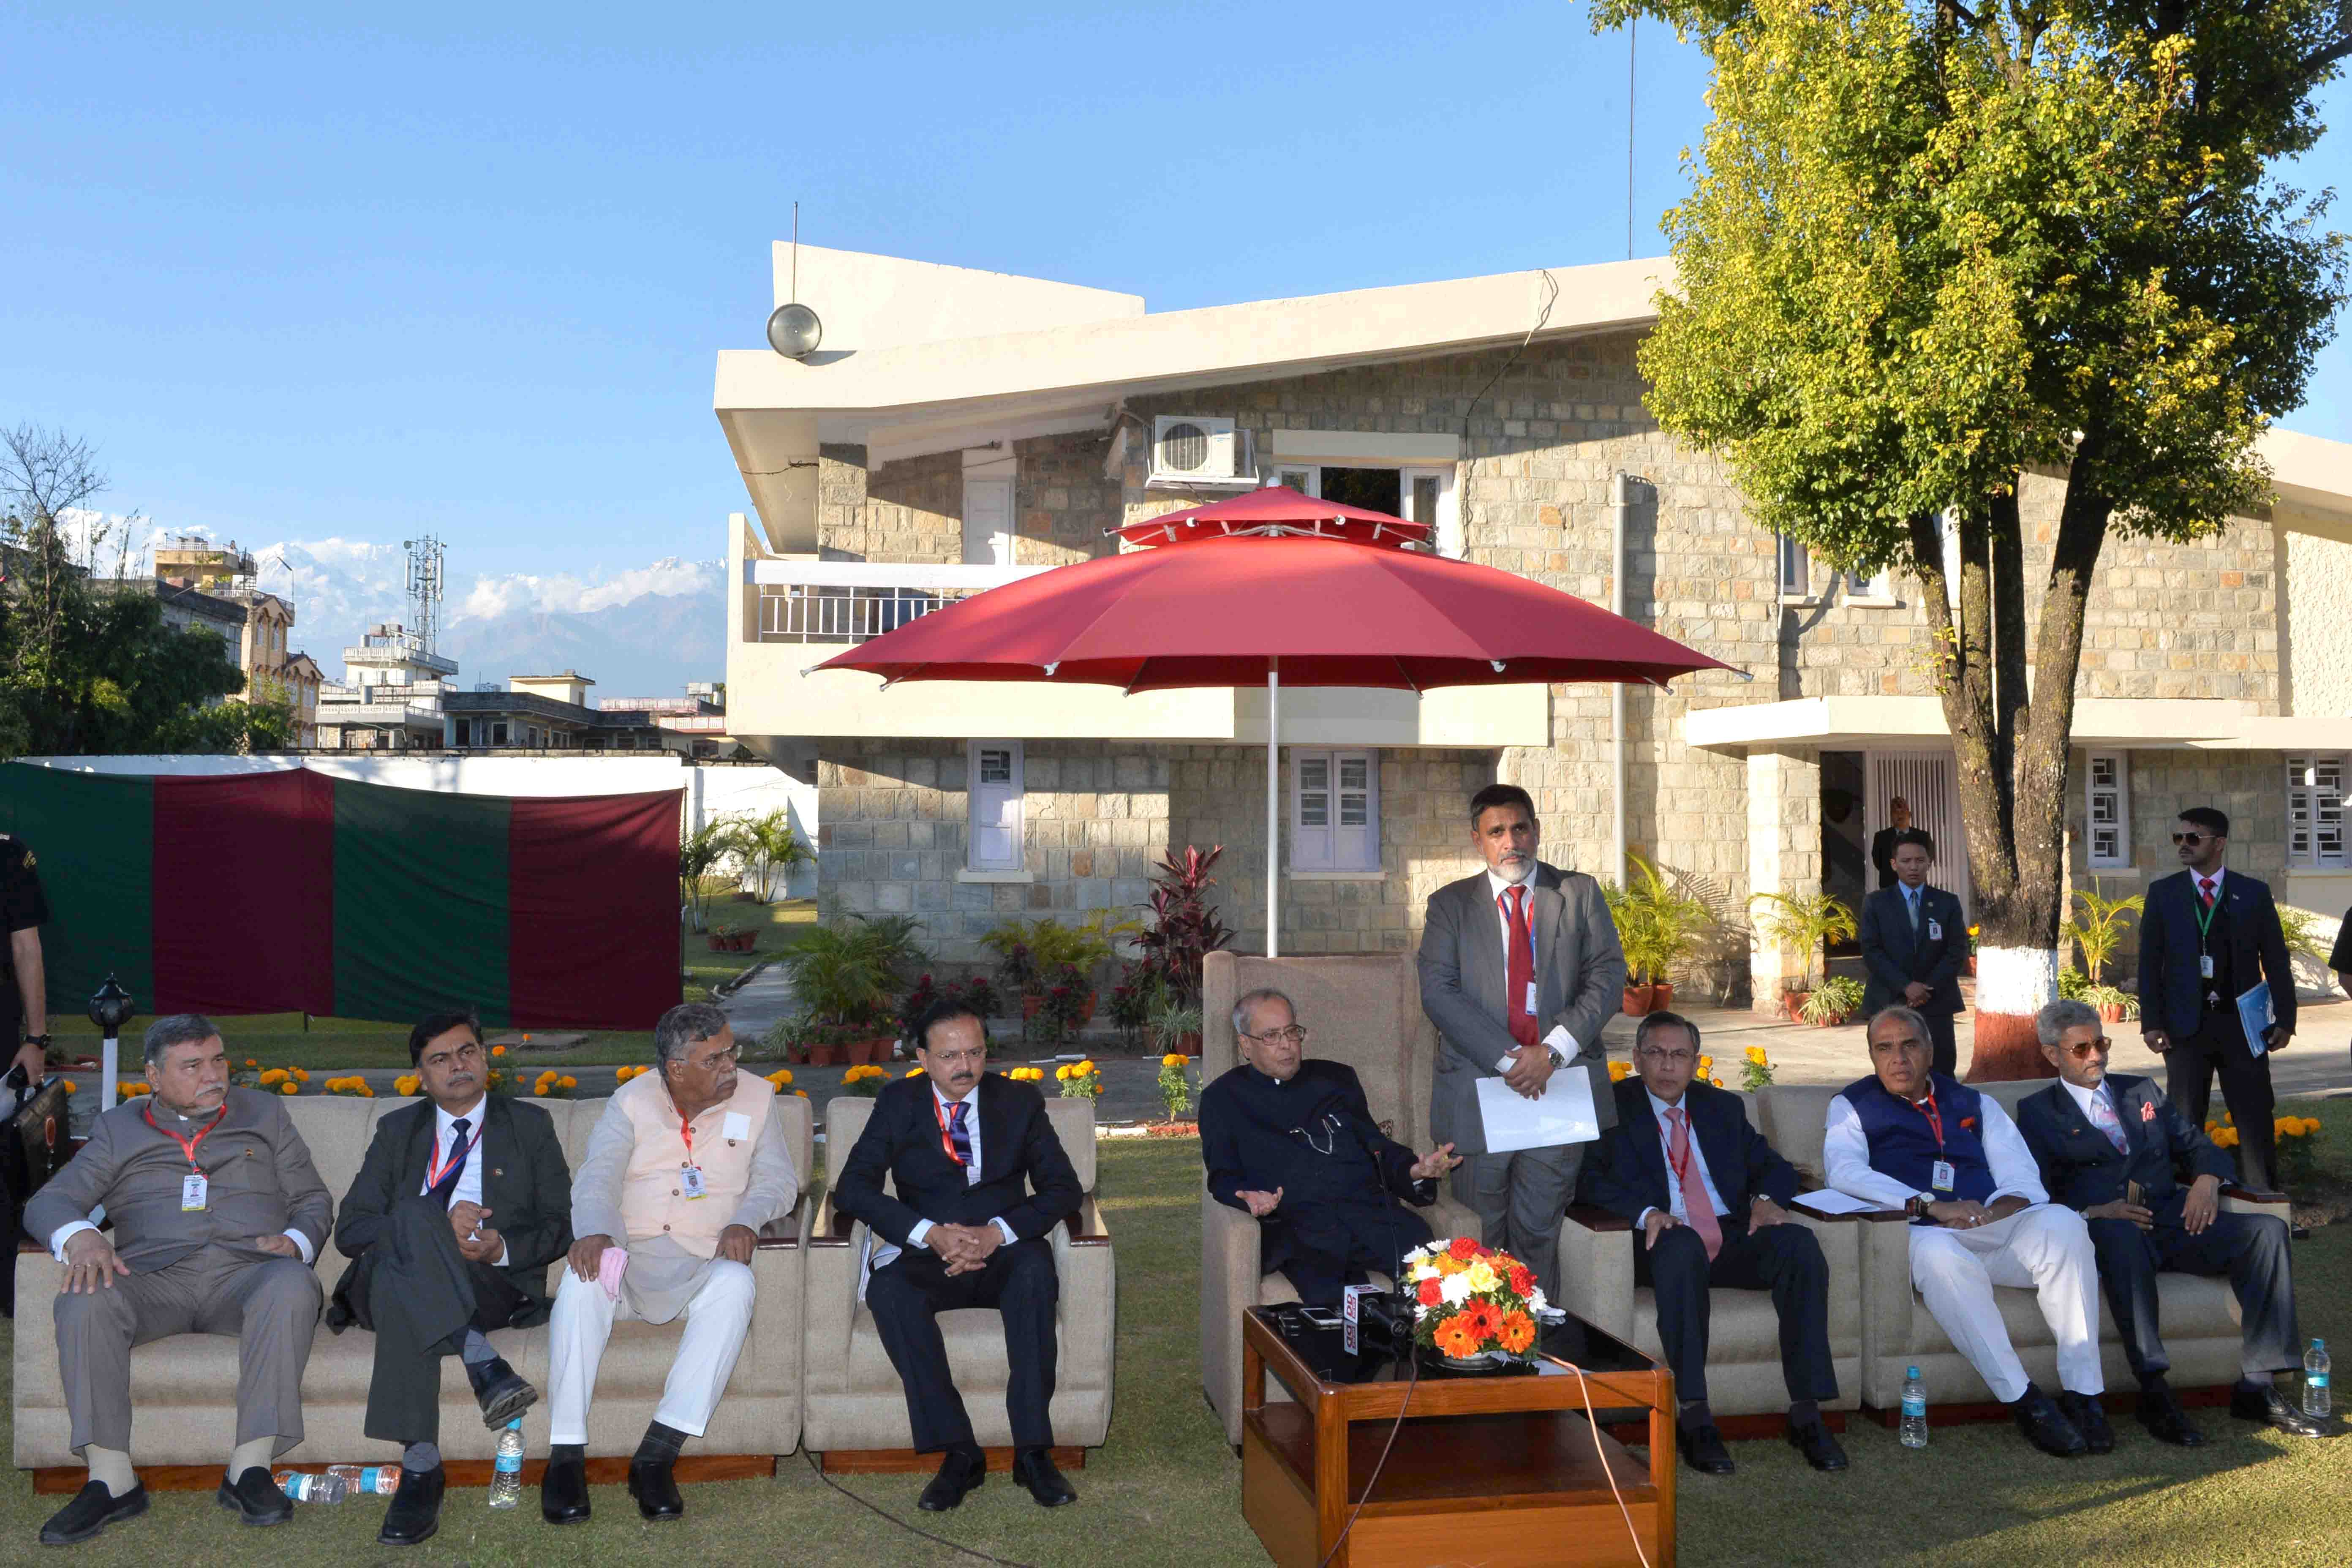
[2138,807,2296,1190]
[2016,999,2318,1444]
[1199,988,1461,1309]
[327,1010,573,1546]
[1579,1012,1843,1475]
[541,1003,798,1526]
[1824,1007,2107,1457]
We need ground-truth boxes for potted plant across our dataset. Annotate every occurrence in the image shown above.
[841,1063,890,1097]
[987,912,1136,1025]
[776,914,928,1064]
[1603,854,1708,1011]
[678,815,749,934]
[1150,994,1204,1058]
[1130,844,1236,1007]
[1747,890,1857,1018]
[1031,963,1091,1046]
[1798,975,1866,1027]
[1107,965,1158,1046]
[739,808,808,904]
[2065,876,2143,994]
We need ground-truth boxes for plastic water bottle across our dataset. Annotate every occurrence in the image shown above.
[2305,1339,2331,1419]
[344,1465,401,1497]
[275,1470,348,1504]
[488,1418,524,1508]
[1900,1366,1929,1448]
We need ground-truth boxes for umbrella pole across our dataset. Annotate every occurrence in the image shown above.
[1266,663,1279,958]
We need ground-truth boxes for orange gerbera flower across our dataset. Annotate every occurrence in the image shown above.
[1447,1236,1480,1261]
[1497,1310,1536,1355]
[1433,1316,1481,1359]
[1460,1300,1503,1344]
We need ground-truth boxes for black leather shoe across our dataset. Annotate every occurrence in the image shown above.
[39,1481,147,1545]
[216,1466,294,1526]
[1012,1448,1078,1508]
[466,1356,539,1429]
[540,1454,591,1525]
[1675,1423,1736,1475]
[2011,1389,2089,1457]
[1786,1420,1848,1471]
[2058,1392,2115,1454]
[377,1465,444,1547]
[626,1457,684,1521]
[2232,1384,2328,1437]
[2137,1388,2205,1448]
[917,1449,986,1512]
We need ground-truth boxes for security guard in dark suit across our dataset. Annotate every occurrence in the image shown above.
[0,833,52,1084]
[1859,830,1966,1075]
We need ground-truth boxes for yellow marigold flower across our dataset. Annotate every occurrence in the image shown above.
[1078,1060,1097,1075]
[1696,1055,1713,1070]
[260,1070,286,1086]
[1709,1075,1724,1088]
[1162,1053,1187,1067]
[62,1081,75,1094]
[280,1082,299,1096]
[1745,1046,1767,1064]
[794,1089,808,1098]
[293,1069,310,1082]
[906,1066,926,1077]
[770,1068,792,1085]
[1055,1065,1070,1079]
[1608,1061,1631,1081]
[559,1075,577,1089]
[394,1074,420,1096]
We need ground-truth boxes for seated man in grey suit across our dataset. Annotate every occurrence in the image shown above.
[27,1014,333,1546]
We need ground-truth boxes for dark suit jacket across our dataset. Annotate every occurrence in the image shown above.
[1859,882,1966,1017]
[1580,1077,1799,1226]
[2015,1072,2234,1211]
[833,1073,1082,1250]
[2138,868,2295,1045]
[1869,826,1904,890]
[1416,860,1626,1155]
[328,1094,574,1331]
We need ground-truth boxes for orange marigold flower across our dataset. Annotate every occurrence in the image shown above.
[492,1045,506,1057]
[1446,1236,1479,1261]
[1497,1309,1536,1354]
[279,1081,299,1096]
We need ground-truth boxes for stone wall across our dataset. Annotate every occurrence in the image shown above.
[2282,525,2352,718]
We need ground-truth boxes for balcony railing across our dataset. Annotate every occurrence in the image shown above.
[745,561,1052,644]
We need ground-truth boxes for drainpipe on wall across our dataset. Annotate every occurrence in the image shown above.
[1611,471,1630,887]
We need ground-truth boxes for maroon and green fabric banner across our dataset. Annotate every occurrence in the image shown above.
[0,765,681,1029]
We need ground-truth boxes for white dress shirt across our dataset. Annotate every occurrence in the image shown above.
[49,1100,316,1264]
[425,1097,507,1266]
[1484,867,1579,1072]
[1824,1087,2048,1210]
[869,1083,1019,1274]
[2059,1077,2121,1132]
[1635,1089,1729,1230]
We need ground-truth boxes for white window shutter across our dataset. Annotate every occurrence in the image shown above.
[969,742,1026,870]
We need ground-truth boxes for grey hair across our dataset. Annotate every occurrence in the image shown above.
[144,1013,220,1067]
[653,1002,731,1068]
[2036,998,2104,1047]
[1866,1003,1931,1048]
[1232,987,1296,1041]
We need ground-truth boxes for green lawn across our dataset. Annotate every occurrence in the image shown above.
[5,1110,2352,1564]
[35,897,818,1070]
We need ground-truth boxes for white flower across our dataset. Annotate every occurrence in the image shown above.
[1527,1288,1548,1314]
[1410,1261,1439,1282]
[1440,1273,1474,1307]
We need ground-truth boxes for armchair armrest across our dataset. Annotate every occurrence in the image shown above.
[1555,1205,1634,1339]
[2221,1185,2289,1204]
[1563,1203,1632,1233]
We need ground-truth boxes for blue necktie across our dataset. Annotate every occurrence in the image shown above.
[1906,887,1920,935]
[427,1117,472,1206]
[946,1101,973,1168]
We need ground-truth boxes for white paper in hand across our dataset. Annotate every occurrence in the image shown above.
[1476,1069,1601,1153]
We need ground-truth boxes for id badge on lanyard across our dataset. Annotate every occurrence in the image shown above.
[1919,1094,1955,1193]
[146,1102,228,1212]
[680,1116,708,1200]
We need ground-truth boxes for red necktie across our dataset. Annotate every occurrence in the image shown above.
[1665,1108,1723,1260]
[1500,885,1538,1049]
[2199,877,2216,910]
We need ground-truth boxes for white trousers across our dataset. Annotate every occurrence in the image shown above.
[1908,1204,2103,1403]
[546,1259,757,1444]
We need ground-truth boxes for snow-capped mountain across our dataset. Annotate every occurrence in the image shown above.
[65,514,726,698]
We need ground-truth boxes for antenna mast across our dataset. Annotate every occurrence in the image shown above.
[403,535,446,658]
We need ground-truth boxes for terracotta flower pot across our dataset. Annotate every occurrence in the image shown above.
[1075,991,1098,1027]
[735,932,757,952]
[1622,985,1655,1018]
[707,935,727,951]
[1962,956,1977,977]
[2098,1002,2126,1024]
[1023,994,1044,1022]
[1783,990,1811,1021]
[1179,1030,1203,1059]
[807,1041,844,1067]
[1650,981,1675,1011]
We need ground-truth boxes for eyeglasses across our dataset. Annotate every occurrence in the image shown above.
[1244,1026,1311,1047]
[2171,831,2213,846]
[1635,1048,1696,1065]
[691,1046,740,1070]
[2061,1037,2113,1058]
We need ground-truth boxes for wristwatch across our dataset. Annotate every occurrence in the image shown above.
[1547,1045,1568,1070]
[1905,1194,1936,1220]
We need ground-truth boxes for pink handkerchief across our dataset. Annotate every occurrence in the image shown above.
[598,1246,629,1300]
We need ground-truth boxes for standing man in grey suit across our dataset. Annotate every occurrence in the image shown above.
[1417,783,1625,1302]
[26,1015,333,1546]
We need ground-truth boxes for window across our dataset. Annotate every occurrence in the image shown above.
[1291,749,1381,873]
[1778,535,1811,597]
[1845,566,1894,602]
[490,721,509,747]
[967,741,1026,871]
[2085,751,2131,868]
[1265,465,1458,554]
[2287,754,2346,868]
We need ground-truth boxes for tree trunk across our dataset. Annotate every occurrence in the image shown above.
[1906,447,2113,1078]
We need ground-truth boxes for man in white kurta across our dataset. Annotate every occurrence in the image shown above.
[540,1004,796,1525]
[1826,1006,2107,1459]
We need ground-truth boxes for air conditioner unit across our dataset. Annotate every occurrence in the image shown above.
[1149,416,1255,486]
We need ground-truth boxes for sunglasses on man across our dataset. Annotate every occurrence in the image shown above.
[2170,831,2216,846]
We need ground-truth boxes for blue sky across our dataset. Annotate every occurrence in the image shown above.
[3,4,2346,580]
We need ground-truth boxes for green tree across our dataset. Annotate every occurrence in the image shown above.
[739,807,808,903]
[1599,0,2349,1073]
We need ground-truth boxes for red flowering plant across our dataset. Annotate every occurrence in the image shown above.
[1402,1237,1544,1362]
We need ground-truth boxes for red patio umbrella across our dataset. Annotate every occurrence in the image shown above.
[1106,484,1433,551]
[814,509,1738,953]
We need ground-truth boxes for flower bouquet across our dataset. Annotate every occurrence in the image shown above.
[1403,1236,1545,1369]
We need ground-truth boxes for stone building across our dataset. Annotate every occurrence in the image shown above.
[713,247,2352,1004]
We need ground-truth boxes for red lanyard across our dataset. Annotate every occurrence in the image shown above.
[680,1114,698,1168]
[933,1094,969,1165]
[425,1120,480,1189]
[1915,1092,1946,1154]
[1662,1109,1696,1182]
[145,1101,228,1171]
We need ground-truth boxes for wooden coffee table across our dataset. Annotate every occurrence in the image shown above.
[1240,1305,1675,1568]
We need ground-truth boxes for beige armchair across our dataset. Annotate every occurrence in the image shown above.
[1197,951,1484,1448]
[801,1096,1113,1459]
[1554,1087,1865,1423]
[1755,1081,2291,1412]
[13,1092,813,1473]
